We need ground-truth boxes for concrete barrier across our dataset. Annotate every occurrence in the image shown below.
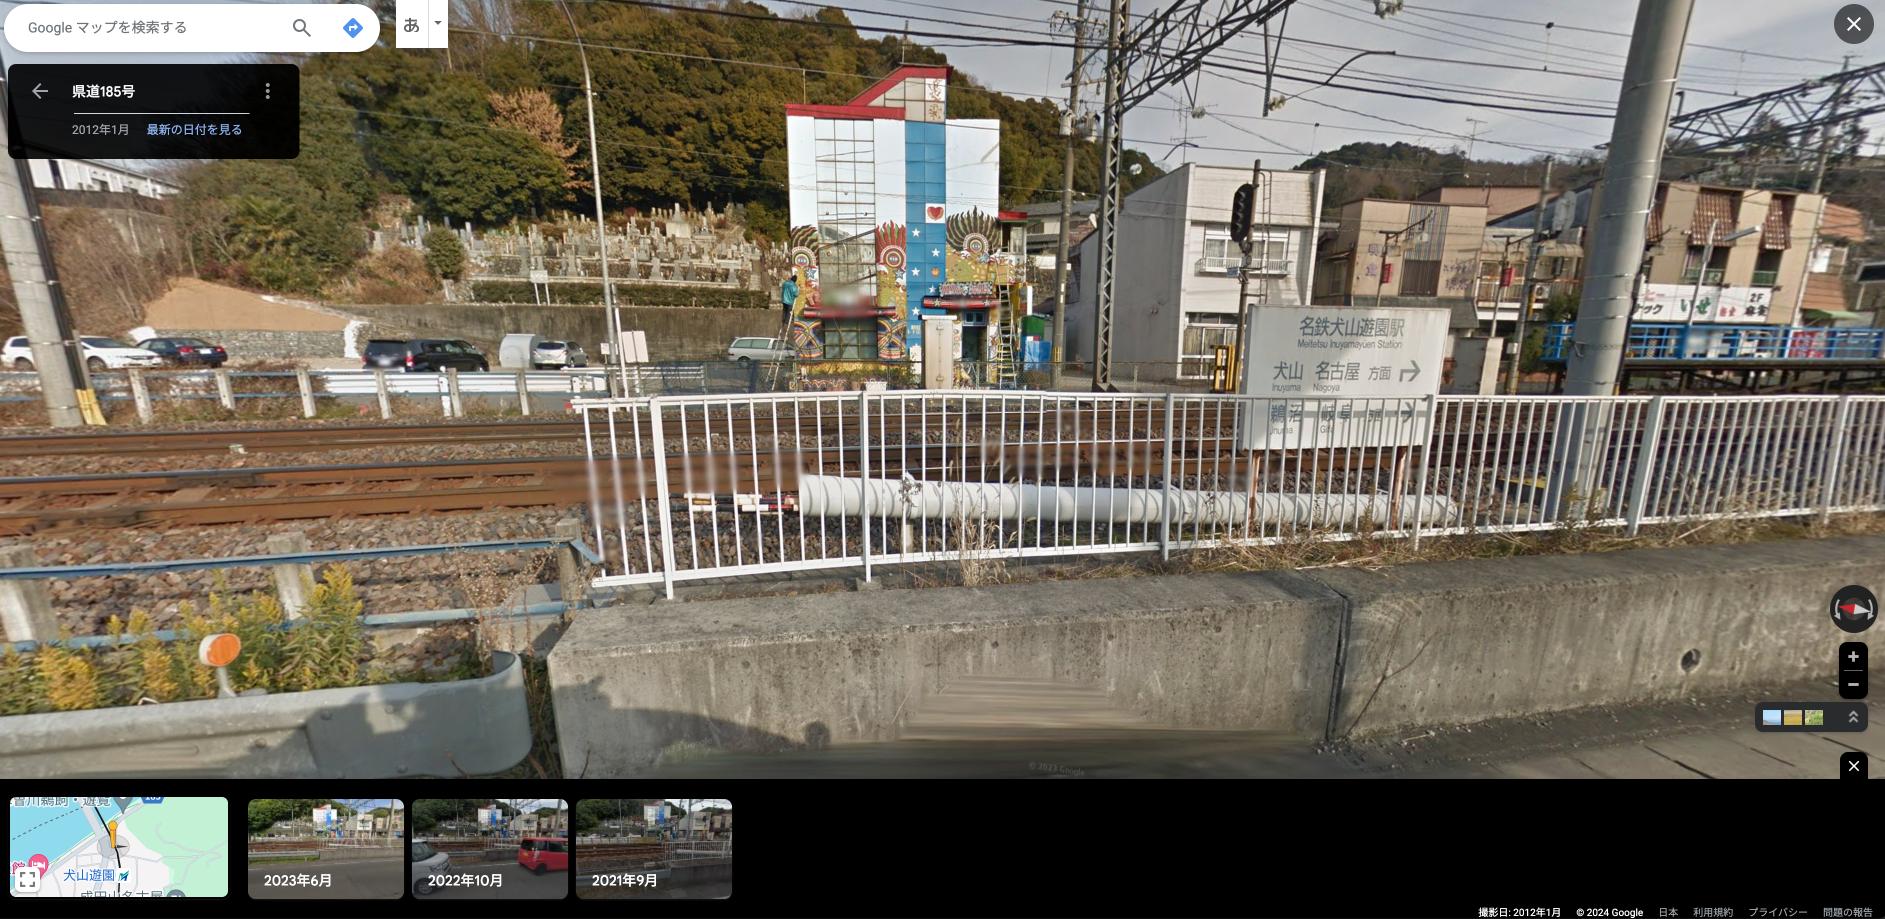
[548,573,1344,774]
[546,535,1885,773]
[1316,534,1885,738]
[0,652,532,778]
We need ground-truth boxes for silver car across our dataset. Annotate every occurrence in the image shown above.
[727,337,795,361]
[532,340,587,369]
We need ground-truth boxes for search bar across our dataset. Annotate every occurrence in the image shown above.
[4,4,381,53]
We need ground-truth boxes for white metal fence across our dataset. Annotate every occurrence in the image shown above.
[577,392,1885,596]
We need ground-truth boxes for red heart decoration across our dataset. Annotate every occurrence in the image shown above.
[926,204,944,222]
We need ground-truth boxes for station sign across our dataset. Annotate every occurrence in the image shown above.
[1240,305,1447,450]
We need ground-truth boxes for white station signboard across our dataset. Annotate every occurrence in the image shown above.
[1240,305,1448,450]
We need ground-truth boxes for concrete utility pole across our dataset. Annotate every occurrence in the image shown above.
[0,99,90,427]
[1049,0,1089,390]
[556,0,624,396]
[1563,0,1694,395]
[1507,156,1552,393]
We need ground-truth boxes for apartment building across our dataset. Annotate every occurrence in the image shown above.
[1063,163,1326,380]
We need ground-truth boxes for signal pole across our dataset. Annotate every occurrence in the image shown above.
[1049,0,1089,390]
[1229,159,1259,392]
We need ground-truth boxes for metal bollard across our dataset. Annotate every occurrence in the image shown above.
[213,368,235,411]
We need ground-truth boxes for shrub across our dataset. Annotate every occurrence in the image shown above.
[424,228,467,281]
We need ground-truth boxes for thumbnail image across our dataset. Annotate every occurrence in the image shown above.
[576,799,732,900]
[1762,709,1782,725]
[8,796,228,898]
[410,799,569,900]
[1806,710,1825,726]
[246,799,404,899]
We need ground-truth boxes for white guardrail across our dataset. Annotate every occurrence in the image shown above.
[576,392,1885,597]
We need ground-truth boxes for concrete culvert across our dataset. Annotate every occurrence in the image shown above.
[1681,649,1702,672]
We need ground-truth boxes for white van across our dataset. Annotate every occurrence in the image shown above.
[727,337,794,361]
[409,840,451,896]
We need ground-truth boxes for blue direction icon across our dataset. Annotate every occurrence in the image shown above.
[343,18,364,38]
[140,797,164,804]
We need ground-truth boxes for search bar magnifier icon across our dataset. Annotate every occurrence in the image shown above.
[292,18,311,36]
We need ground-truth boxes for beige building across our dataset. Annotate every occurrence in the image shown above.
[1418,184,1543,223]
[1493,180,1830,326]
[1312,197,1488,330]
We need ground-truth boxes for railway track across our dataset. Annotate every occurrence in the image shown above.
[0,457,593,535]
[0,420,588,459]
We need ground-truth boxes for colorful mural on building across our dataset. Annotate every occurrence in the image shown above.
[784,65,1003,361]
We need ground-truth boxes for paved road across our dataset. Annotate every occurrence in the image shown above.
[419,862,569,900]
[640,675,1876,779]
[248,856,403,899]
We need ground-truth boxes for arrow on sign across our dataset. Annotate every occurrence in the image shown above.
[1399,359,1421,382]
[31,84,46,99]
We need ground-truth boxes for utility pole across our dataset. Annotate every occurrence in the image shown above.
[1507,156,1551,393]
[555,0,623,397]
[1049,0,1089,390]
[1089,0,1125,391]
[1464,117,1487,161]
[1791,54,1852,335]
[1563,0,1694,396]
[1810,54,1853,195]
[0,82,93,427]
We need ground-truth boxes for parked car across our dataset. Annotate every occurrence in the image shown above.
[410,841,451,896]
[531,340,587,369]
[136,336,228,367]
[516,837,569,875]
[2,335,162,372]
[727,336,795,361]
[362,338,489,372]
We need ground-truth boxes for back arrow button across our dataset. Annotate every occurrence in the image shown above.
[31,84,47,99]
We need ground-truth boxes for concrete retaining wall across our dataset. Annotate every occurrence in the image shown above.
[337,303,780,360]
[1317,536,1885,737]
[159,329,348,361]
[547,535,1885,774]
[548,573,1343,774]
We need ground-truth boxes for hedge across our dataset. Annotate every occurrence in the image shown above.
[468,281,767,310]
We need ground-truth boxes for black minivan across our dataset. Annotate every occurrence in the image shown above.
[363,339,489,372]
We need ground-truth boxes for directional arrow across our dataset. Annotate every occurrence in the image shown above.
[113,797,132,811]
[1399,359,1421,382]
[31,84,46,99]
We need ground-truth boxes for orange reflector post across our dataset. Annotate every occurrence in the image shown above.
[198,632,241,668]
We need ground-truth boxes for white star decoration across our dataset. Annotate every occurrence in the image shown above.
[911,229,921,238]
[930,248,940,258]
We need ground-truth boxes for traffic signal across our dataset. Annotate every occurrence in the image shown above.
[1230,182,1255,243]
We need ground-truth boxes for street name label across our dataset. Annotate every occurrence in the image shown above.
[1241,305,1447,451]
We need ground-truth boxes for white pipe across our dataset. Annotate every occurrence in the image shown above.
[796,475,1459,527]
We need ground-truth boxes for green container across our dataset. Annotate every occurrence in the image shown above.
[1021,315,1048,339]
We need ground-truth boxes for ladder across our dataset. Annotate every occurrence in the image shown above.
[990,283,1022,389]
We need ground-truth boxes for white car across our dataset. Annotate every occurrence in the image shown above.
[727,337,795,361]
[3,335,163,372]
[409,840,452,897]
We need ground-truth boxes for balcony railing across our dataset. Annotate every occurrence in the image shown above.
[1195,256,1290,277]
[1750,269,1779,287]
[1679,268,1726,285]
[1540,323,1885,362]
